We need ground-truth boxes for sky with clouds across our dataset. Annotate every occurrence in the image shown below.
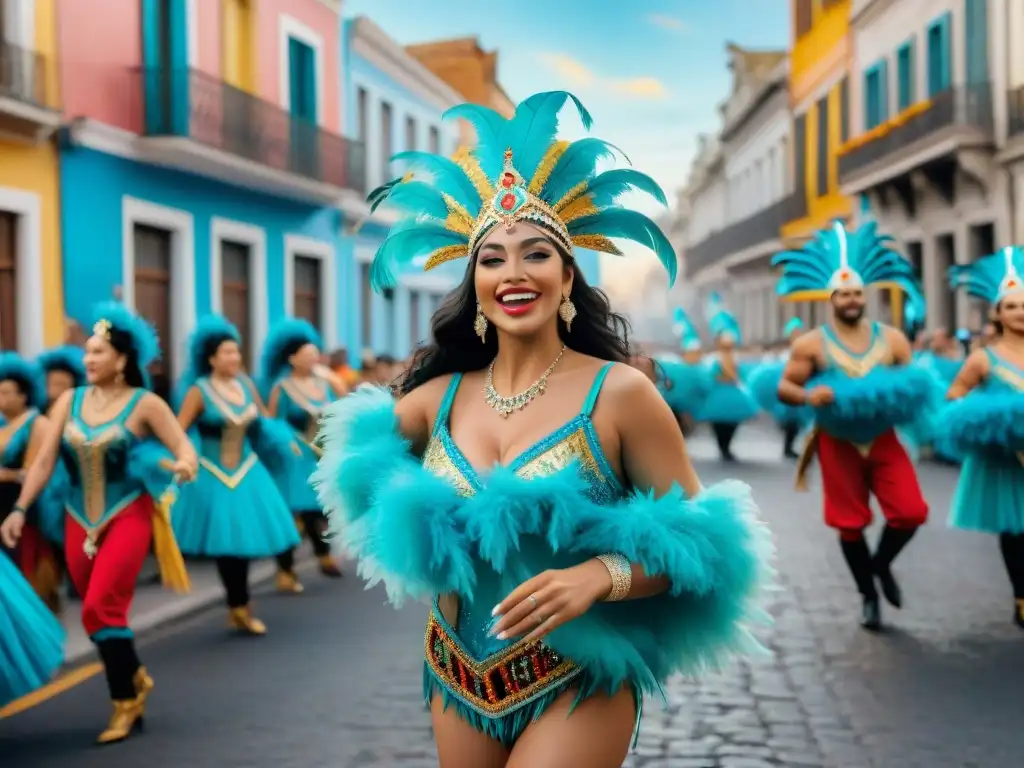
[343,0,790,291]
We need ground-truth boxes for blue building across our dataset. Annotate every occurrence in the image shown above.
[59,1,362,399]
[340,17,601,362]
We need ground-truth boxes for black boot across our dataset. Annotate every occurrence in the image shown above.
[872,526,917,609]
[782,423,800,459]
[998,534,1024,629]
[839,537,881,631]
[712,423,738,461]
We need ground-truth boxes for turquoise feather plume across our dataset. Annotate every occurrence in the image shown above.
[91,300,161,369]
[36,345,85,387]
[704,292,741,341]
[949,246,1024,304]
[0,351,47,409]
[366,90,673,290]
[174,314,241,405]
[782,317,803,337]
[259,318,322,397]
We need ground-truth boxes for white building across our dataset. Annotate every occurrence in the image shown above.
[841,0,1004,332]
[671,46,795,346]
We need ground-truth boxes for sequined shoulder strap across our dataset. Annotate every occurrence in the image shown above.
[581,362,616,418]
[433,373,463,436]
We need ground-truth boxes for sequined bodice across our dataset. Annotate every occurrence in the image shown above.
[423,363,624,660]
[0,409,37,469]
[821,323,890,378]
[984,350,1024,393]
[194,378,259,475]
[60,387,144,528]
[277,376,332,446]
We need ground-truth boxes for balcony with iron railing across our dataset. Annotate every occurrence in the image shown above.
[837,84,993,186]
[684,195,791,277]
[137,68,367,201]
[0,39,61,142]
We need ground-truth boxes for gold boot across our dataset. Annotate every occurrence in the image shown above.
[318,554,343,578]
[275,570,304,594]
[133,666,155,706]
[228,606,267,635]
[96,700,144,745]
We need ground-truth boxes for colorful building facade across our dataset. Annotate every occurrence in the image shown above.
[57,0,364,398]
[0,0,63,353]
[341,16,464,361]
[785,0,854,245]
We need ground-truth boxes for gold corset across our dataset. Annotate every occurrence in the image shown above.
[63,420,129,525]
[198,380,259,485]
[280,378,327,449]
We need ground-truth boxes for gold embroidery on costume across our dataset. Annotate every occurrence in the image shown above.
[515,428,603,481]
[422,437,474,497]
[822,334,889,378]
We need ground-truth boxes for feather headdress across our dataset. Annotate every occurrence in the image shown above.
[704,292,741,342]
[902,283,927,332]
[90,301,161,369]
[259,318,322,393]
[0,352,46,409]
[36,345,86,387]
[176,314,242,401]
[772,220,918,299]
[949,246,1024,304]
[671,307,702,351]
[783,317,804,337]
[367,91,675,290]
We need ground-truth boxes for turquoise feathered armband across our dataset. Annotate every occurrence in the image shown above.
[936,390,1024,453]
[313,386,775,692]
[249,416,302,474]
[810,365,943,444]
[128,439,181,505]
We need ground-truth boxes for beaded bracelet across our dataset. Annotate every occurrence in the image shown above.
[596,553,632,602]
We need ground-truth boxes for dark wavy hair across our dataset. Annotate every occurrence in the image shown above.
[107,328,147,388]
[396,248,634,395]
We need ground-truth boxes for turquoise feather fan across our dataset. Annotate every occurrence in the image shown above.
[367,91,676,290]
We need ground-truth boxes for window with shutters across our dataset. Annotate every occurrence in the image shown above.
[359,261,372,348]
[927,13,952,96]
[0,213,16,350]
[293,255,322,332]
[409,291,421,347]
[965,0,988,85]
[795,0,812,38]
[380,101,393,181]
[220,241,251,368]
[357,87,368,141]
[897,41,915,110]
[429,126,440,154]
[793,113,807,201]
[133,224,173,401]
[405,115,416,151]
[816,96,829,197]
[839,77,849,142]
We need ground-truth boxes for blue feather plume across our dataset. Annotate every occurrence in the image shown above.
[782,317,803,337]
[175,314,241,403]
[949,246,1024,304]
[585,169,666,207]
[0,351,47,409]
[672,307,701,349]
[704,293,741,341]
[91,301,161,369]
[36,345,86,387]
[540,138,628,205]
[567,209,677,285]
[390,151,482,211]
[259,318,322,395]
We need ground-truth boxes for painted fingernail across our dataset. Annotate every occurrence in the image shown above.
[496,631,507,640]
[491,604,501,616]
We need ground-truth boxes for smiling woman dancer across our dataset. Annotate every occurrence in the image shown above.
[1,302,196,744]
[941,247,1024,628]
[312,91,772,768]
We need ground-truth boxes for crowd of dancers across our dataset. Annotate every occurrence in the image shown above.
[0,87,1021,767]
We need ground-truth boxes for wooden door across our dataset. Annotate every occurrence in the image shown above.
[293,255,321,334]
[133,224,172,401]
[220,241,251,369]
[0,213,17,351]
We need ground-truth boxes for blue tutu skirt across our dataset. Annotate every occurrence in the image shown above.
[657,360,712,415]
[0,552,65,706]
[747,362,811,427]
[937,390,1024,454]
[172,458,301,558]
[949,451,1024,535]
[276,442,320,513]
[694,383,760,424]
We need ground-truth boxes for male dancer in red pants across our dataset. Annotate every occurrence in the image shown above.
[773,220,929,631]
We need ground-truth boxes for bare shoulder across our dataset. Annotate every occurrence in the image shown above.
[963,348,990,372]
[396,373,458,431]
[791,329,822,355]
[598,360,662,406]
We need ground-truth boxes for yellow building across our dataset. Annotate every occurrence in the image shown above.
[0,0,64,353]
[783,0,853,244]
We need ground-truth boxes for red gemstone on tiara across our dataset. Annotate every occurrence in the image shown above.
[500,172,515,189]
[500,193,516,210]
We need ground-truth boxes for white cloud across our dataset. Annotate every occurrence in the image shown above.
[646,13,688,33]
[537,53,668,100]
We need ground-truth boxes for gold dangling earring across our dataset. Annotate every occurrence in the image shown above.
[115,369,125,385]
[559,295,577,332]
[474,302,488,343]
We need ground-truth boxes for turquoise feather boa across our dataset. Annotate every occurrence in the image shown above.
[313,387,773,693]
[748,361,812,426]
[936,390,1024,453]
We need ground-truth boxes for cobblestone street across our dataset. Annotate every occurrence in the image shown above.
[2,425,1021,767]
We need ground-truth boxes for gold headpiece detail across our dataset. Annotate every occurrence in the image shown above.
[93,319,113,341]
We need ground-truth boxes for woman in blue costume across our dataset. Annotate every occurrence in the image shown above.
[1,301,197,744]
[655,308,711,432]
[35,345,88,604]
[260,319,347,593]
[773,221,936,631]
[695,293,760,462]
[173,315,301,635]
[940,247,1024,628]
[0,353,64,612]
[749,318,813,459]
[311,90,773,767]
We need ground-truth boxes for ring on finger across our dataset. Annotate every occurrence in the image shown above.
[535,613,546,625]
[528,594,538,609]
